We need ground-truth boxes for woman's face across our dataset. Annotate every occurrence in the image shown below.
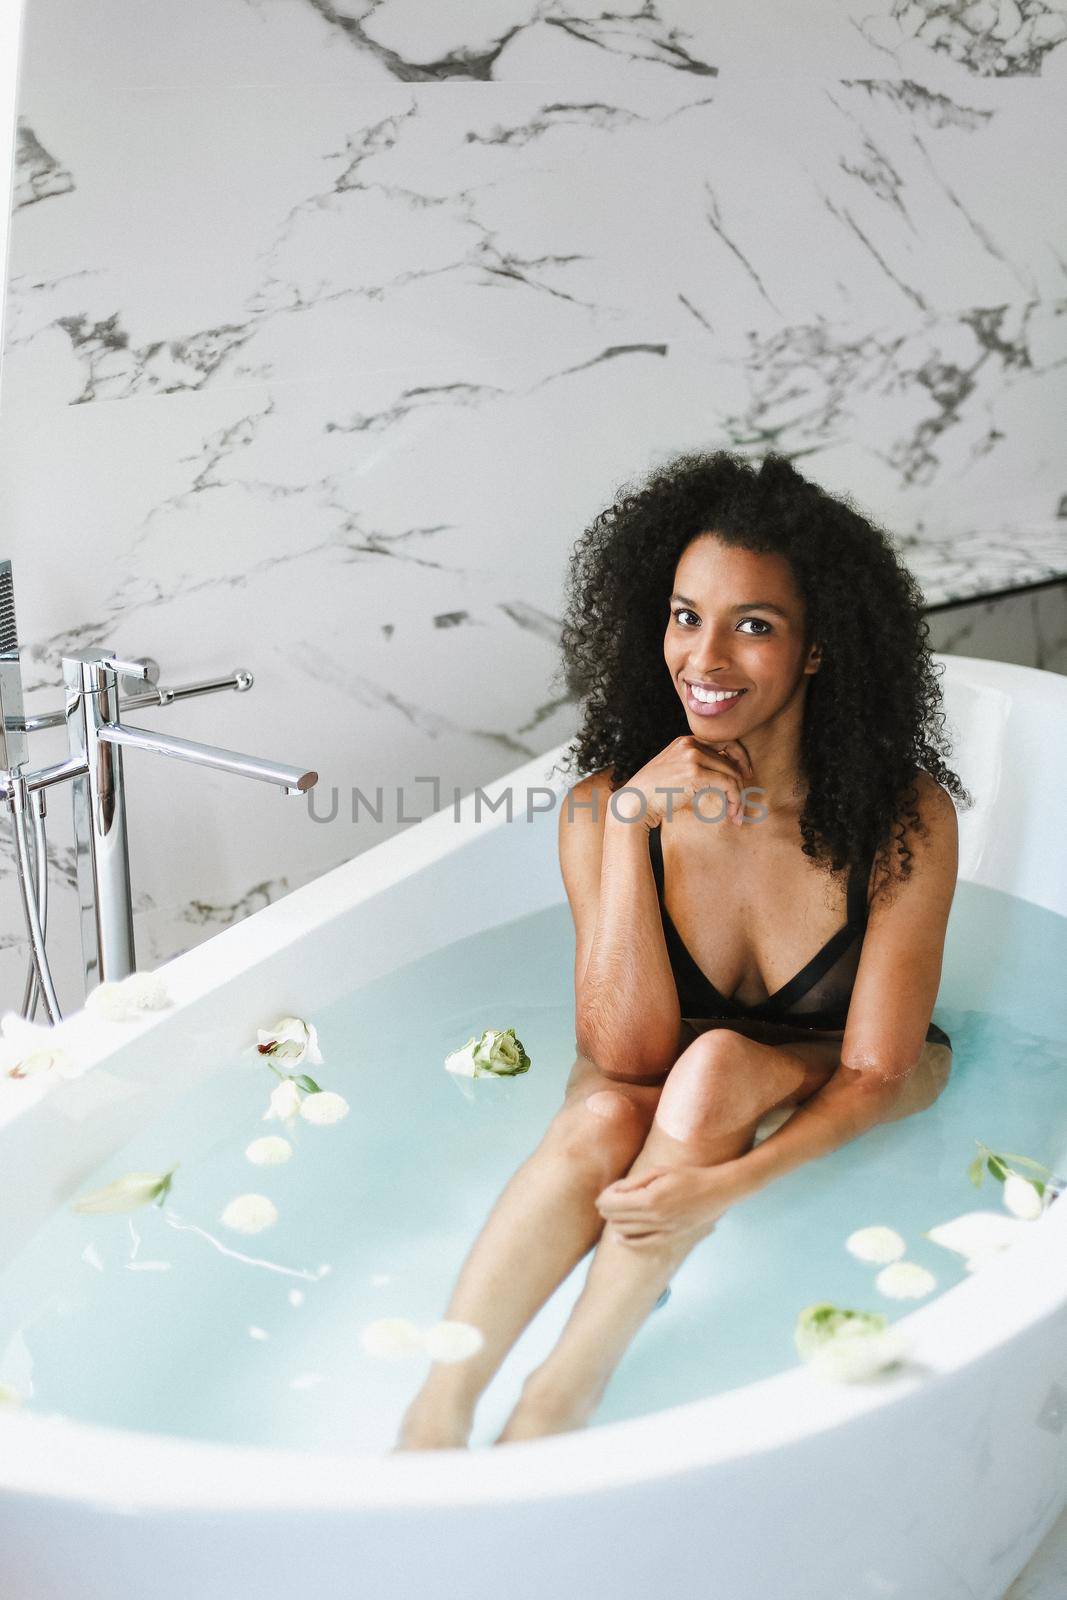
[663,534,821,738]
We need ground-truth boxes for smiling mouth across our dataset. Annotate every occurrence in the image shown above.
[685,683,747,706]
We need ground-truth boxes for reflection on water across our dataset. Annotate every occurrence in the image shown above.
[0,879,1064,1454]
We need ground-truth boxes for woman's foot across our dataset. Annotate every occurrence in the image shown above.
[391,1393,476,1452]
[492,1379,601,1444]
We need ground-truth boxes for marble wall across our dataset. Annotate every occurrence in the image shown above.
[2,0,1066,1014]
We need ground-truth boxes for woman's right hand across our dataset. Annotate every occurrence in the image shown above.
[615,736,756,830]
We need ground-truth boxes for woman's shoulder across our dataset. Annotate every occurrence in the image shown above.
[868,768,958,904]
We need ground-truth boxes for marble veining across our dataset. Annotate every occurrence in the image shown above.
[1,0,1065,1012]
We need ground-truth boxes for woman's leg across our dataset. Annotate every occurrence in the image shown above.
[393,1048,672,1450]
[494,1028,840,1442]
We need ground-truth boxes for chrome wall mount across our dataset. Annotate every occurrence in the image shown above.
[1,564,318,1022]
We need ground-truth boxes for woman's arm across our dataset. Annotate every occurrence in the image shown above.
[724,773,960,1199]
[559,772,685,1082]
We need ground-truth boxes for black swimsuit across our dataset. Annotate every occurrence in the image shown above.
[648,823,951,1049]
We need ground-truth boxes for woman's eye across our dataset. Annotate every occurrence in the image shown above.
[738,618,771,635]
[671,608,698,626]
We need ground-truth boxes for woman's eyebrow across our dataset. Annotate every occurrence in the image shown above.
[670,592,790,619]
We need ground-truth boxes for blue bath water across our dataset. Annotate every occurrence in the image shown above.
[1,879,1065,1454]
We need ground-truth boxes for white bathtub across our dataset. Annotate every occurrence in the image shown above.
[1,652,1066,1600]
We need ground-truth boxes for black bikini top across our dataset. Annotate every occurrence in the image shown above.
[647,822,873,1031]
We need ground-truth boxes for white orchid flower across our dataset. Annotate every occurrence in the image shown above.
[71,1167,177,1214]
[255,1016,323,1067]
[220,1194,278,1234]
[245,1136,293,1165]
[422,1320,485,1363]
[299,1090,349,1126]
[263,1078,303,1123]
[84,972,173,1022]
[874,1260,937,1300]
[1002,1173,1045,1220]
[923,1209,1033,1272]
[0,1011,74,1080]
[845,1225,906,1265]
[360,1318,425,1359]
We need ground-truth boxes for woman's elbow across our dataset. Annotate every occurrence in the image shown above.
[575,1020,676,1084]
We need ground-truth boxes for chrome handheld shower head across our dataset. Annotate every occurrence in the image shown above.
[0,559,29,773]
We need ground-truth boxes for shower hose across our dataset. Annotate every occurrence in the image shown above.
[8,775,62,1024]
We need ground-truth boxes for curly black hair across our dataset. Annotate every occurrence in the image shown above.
[548,449,973,888]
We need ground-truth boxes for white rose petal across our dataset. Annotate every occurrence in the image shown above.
[1002,1174,1045,1220]
[422,1320,485,1363]
[443,1038,479,1078]
[288,1289,304,1307]
[361,1318,425,1360]
[924,1210,1032,1271]
[256,1016,323,1067]
[220,1194,278,1234]
[245,1136,293,1166]
[874,1260,937,1300]
[299,1090,349,1126]
[248,1326,270,1341]
[0,1011,74,1080]
[71,1169,176,1215]
[84,972,172,1022]
[263,1079,303,1123]
[119,972,173,1012]
[846,1225,907,1265]
[808,1326,909,1384]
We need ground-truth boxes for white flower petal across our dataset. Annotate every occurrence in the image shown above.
[1002,1173,1045,1220]
[0,1011,74,1078]
[220,1194,278,1234]
[248,1326,270,1341]
[422,1320,485,1363]
[83,973,171,1022]
[71,1170,173,1214]
[924,1210,1032,1266]
[299,1090,349,1126]
[444,1038,479,1078]
[245,1136,293,1166]
[119,971,172,1012]
[360,1317,425,1359]
[845,1225,906,1265]
[263,1079,303,1122]
[288,1289,305,1307]
[874,1260,937,1300]
[84,982,140,1021]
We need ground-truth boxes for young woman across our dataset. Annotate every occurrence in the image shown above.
[394,450,971,1451]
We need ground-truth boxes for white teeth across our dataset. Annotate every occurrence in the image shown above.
[689,685,743,704]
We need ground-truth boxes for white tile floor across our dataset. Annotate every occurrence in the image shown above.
[1003,1500,1067,1598]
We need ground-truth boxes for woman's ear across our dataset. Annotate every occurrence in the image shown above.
[805,641,823,674]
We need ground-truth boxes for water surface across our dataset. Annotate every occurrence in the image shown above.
[1,879,1064,1454]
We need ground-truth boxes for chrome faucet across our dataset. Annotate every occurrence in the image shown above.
[2,567,318,1022]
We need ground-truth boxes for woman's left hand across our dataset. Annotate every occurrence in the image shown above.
[594,1164,741,1249]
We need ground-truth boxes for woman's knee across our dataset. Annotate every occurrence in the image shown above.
[546,1084,656,1174]
[653,1029,801,1139]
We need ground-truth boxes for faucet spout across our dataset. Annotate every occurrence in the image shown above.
[96,722,317,792]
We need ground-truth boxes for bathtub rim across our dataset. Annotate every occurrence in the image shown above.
[1,652,1066,1511]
